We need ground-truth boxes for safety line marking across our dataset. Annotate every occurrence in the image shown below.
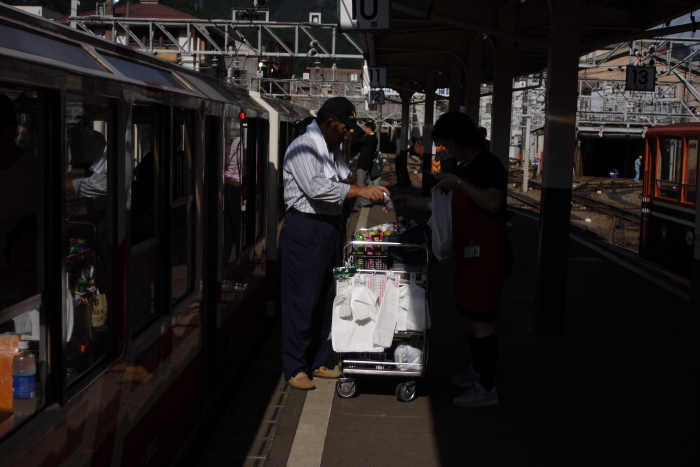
[285,378,335,467]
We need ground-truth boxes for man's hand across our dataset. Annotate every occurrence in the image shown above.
[348,184,390,201]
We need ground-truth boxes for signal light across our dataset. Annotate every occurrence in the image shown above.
[239,112,246,120]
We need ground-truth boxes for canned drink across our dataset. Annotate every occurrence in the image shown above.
[383,193,395,212]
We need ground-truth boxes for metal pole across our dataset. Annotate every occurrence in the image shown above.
[522,90,531,192]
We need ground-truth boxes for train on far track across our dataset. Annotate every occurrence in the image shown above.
[640,123,699,276]
[0,4,314,466]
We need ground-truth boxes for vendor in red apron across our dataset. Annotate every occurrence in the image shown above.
[392,111,509,407]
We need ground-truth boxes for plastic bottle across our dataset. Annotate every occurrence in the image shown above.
[13,340,37,416]
[383,193,395,212]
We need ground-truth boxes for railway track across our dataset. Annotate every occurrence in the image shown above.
[507,172,641,251]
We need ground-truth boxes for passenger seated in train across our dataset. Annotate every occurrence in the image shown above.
[66,126,107,198]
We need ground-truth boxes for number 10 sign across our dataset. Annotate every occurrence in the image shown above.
[626,66,656,92]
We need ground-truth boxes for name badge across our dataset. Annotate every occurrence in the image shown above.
[464,245,481,258]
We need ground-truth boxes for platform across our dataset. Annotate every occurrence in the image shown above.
[197,185,690,467]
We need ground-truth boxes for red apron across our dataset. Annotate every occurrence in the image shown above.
[451,178,505,312]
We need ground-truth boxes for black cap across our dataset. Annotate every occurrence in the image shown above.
[320,97,363,134]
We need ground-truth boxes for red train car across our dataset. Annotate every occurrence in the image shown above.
[640,123,699,276]
[0,5,309,466]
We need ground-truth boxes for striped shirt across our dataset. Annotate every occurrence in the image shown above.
[73,146,108,197]
[283,133,350,216]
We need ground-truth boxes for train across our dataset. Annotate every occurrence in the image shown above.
[0,4,313,466]
[640,123,699,276]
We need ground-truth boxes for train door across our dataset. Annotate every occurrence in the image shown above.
[685,137,698,204]
[202,114,220,396]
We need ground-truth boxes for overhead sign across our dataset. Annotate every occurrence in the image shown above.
[367,67,387,88]
[626,66,656,92]
[369,90,385,105]
[338,0,391,32]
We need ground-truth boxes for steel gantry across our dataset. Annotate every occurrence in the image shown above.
[69,16,365,60]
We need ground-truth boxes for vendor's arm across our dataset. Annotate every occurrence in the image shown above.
[436,173,503,213]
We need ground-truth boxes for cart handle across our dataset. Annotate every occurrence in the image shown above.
[345,241,428,248]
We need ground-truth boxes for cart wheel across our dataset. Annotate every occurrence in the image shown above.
[336,379,357,398]
[395,382,417,402]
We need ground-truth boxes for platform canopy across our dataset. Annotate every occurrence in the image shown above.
[364,0,700,94]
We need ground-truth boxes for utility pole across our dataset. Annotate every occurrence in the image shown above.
[521,89,531,192]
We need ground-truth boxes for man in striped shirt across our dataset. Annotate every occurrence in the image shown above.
[281,97,390,390]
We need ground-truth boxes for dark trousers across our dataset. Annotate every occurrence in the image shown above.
[280,211,342,379]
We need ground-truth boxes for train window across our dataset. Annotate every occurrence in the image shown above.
[224,117,243,264]
[101,55,182,89]
[685,138,698,203]
[0,86,45,428]
[130,104,163,336]
[171,109,195,304]
[0,24,104,72]
[255,120,268,239]
[241,122,252,249]
[656,137,683,201]
[65,96,115,386]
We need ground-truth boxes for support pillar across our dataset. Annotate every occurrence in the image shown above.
[422,72,436,196]
[534,0,582,335]
[395,92,412,188]
[490,10,515,168]
[448,60,464,112]
[465,36,483,124]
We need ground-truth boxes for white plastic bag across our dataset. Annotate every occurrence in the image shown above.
[397,275,430,332]
[427,185,453,263]
[394,338,423,371]
[372,279,400,348]
[332,275,383,352]
[350,281,379,321]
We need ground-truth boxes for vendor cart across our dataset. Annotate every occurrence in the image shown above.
[333,241,430,402]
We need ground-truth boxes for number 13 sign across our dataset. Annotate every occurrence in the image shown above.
[626,66,656,92]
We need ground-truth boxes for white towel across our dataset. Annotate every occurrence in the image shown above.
[373,280,400,348]
[306,120,352,181]
[350,282,379,322]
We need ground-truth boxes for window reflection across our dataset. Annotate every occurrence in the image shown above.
[171,110,195,304]
[65,98,114,385]
[130,105,160,336]
[657,138,683,200]
[223,118,242,264]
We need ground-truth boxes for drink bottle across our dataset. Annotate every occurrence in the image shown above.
[13,340,36,416]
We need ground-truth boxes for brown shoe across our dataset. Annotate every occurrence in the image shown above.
[312,366,342,379]
[288,372,315,390]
